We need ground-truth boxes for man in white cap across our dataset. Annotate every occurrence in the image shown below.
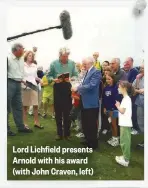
[47,47,78,140]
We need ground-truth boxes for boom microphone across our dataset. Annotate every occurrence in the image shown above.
[7,10,73,42]
[60,10,73,40]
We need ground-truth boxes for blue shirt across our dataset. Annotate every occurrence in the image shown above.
[127,68,139,83]
[102,84,119,110]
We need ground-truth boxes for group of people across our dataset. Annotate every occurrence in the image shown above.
[7,43,144,167]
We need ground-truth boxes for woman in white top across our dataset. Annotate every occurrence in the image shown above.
[115,81,133,167]
[22,51,43,129]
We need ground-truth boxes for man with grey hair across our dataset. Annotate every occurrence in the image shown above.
[47,47,78,140]
[110,58,127,82]
[72,57,102,151]
[110,58,127,139]
[7,43,33,136]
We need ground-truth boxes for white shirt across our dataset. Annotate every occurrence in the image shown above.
[22,62,38,89]
[119,95,133,127]
[88,65,93,73]
[81,65,93,84]
[7,53,24,81]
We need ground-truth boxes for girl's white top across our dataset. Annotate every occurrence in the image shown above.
[118,95,133,127]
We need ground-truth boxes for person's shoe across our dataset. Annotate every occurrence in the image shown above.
[76,132,84,138]
[115,156,129,167]
[52,114,55,119]
[34,124,44,129]
[42,113,47,118]
[110,137,119,147]
[131,128,139,135]
[102,129,108,135]
[108,137,119,147]
[18,128,33,133]
[107,137,114,144]
[137,142,144,149]
[28,112,33,116]
[7,131,16,136]
[55,135,63,140]
[24,125,30,129]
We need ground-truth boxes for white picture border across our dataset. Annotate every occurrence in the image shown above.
[0,0,147,187]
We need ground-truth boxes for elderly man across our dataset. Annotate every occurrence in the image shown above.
[110,58,127,138]
[47,47,78,140]
[72,57,102,150]
[7,43,33,136]
[93,52,101,71]
[123,57,139,83]
[110,58,127,82]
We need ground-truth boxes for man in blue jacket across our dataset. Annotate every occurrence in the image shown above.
[72,57,102,150]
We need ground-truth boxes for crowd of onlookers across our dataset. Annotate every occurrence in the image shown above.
[70,55,144,147]
[7,43,144,167]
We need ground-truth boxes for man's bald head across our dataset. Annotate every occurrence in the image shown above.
[124,57,134,71]
[93,52,99,61]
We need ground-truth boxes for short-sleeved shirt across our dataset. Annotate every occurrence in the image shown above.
[42,75,53,98]
[119,95,133,127]
[7,53,24,81]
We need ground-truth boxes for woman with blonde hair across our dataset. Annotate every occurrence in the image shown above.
[22,51,43,129]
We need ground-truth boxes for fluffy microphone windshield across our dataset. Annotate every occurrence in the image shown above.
[60,10,73,40]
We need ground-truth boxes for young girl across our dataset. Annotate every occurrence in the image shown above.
[102,72,119,146]
[41,73,54,118]
[70,66,86,137]
[115,81,133,167]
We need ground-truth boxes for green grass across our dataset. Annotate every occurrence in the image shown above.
[7,114,144,180]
